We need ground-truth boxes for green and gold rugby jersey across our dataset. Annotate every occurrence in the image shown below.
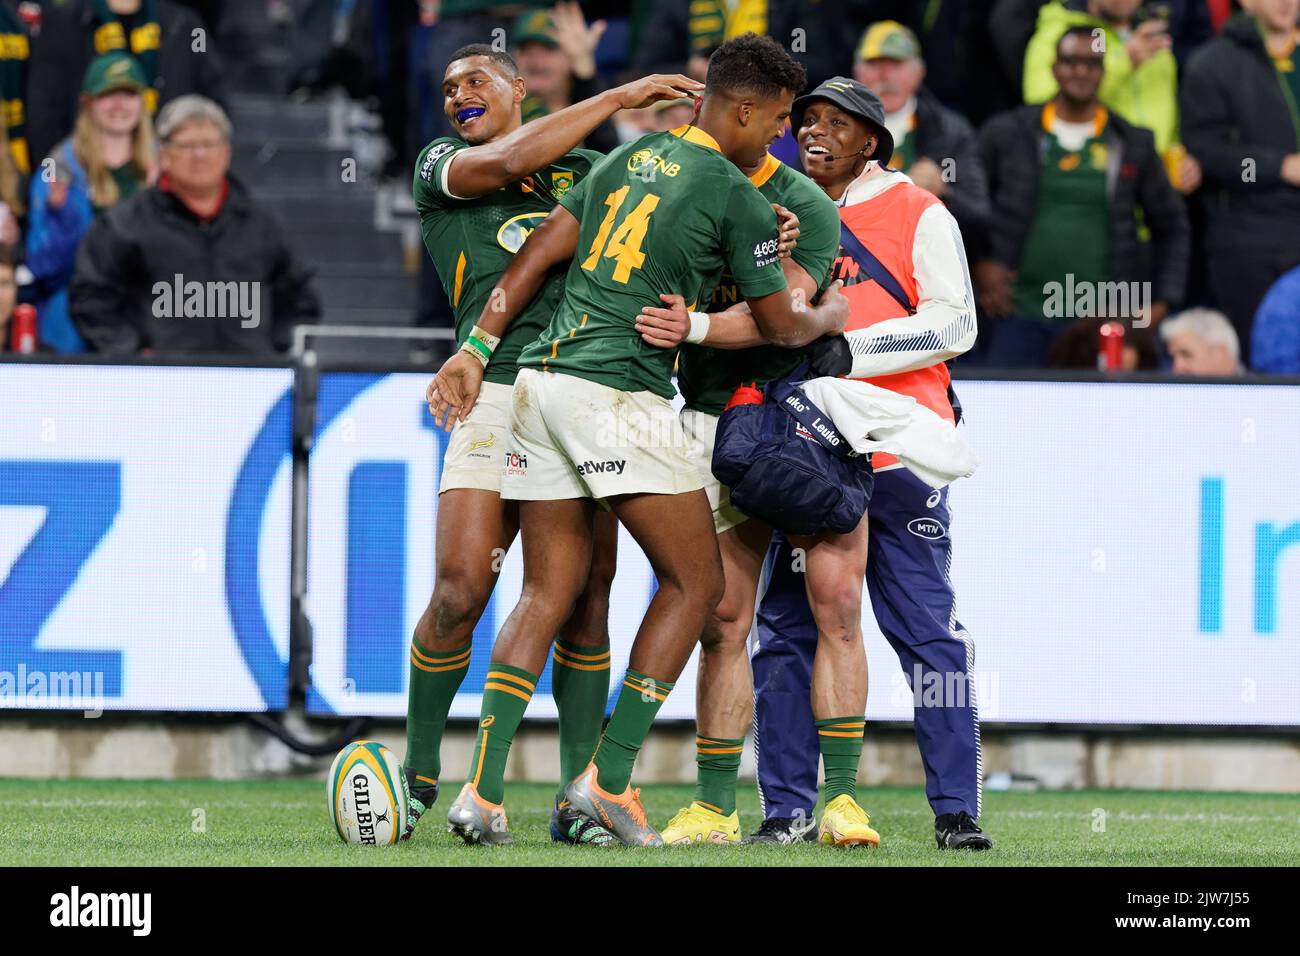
[413,136,602,385]
[517,125,788,399]
[678,153,840,415]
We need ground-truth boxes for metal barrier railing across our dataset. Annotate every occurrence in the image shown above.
[290,324,456,360]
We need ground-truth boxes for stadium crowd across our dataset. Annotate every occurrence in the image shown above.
[0,0,1297,375]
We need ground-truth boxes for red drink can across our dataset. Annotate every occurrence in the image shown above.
[17,2,40,34]
[1097,321,1125,372]
[11,303,37,354]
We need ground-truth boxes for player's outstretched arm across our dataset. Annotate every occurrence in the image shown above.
[427,206,581,428]
[445,75,703,199]
[745,278,848,348]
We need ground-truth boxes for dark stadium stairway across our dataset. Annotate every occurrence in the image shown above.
[228,92,422,366]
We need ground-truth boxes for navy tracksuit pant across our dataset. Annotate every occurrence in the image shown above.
[750,465,983,821]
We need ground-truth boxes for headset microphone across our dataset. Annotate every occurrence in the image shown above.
[818,145,871,162]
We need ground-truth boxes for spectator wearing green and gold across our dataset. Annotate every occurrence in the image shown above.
[1022,0,1201,196]
[25,52,158,353]
[512,3,618,154]
[852,21,990,253]
[26,0,225,165]
[0,4,30,175]
[630,0,766,82]
[974,26,1189,368]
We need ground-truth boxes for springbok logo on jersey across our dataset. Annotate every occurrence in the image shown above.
[496,213,548,253]
[551,171,574,197]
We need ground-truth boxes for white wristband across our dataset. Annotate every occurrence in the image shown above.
[684,310,711,345]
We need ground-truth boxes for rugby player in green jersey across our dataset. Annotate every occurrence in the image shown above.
[634,147,845,846]
[428,34,848,846]
[407,42,701,846]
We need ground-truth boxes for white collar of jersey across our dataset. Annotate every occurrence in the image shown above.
[837,165,913,208]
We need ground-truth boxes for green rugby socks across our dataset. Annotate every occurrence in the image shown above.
[592,669,675,794]
[694,735,744,816]
[552,639,611,799]
[817,716,866,804]
[470,663,538,805]
[404,640,472,791]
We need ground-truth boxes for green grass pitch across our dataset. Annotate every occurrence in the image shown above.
[4,778,1297,866]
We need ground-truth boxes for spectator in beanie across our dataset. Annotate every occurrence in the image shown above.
[1159,307,1243,375]
[1022,0,1201,195]
[1181,0,1300,366]
[70,95,319,356]
[975,26,1189,368]
[26,0,225,164]
[1250,265,1300,374]
[26,52,157,354]
[853,20,990,249]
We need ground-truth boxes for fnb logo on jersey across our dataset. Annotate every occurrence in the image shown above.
[626,148,681,178]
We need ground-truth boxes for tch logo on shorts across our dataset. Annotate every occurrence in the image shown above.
[576,459,626,476]
[503,450,528,476]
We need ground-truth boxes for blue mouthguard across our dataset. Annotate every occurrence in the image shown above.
[456,107,486,123]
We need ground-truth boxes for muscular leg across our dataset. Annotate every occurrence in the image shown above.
[696,518,774,738]
[405,488,518,792]
[610,490,724,680]
[794,522,870,719]
[489,498,596,675]
[552,511,619,796]
[687,518,772,817]
[790,520,871,808]
[586,488,723,795]
[466,497,597,805]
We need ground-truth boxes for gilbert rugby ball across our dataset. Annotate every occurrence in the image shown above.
[327,740,409,845]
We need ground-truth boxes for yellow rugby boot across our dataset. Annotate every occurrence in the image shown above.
[817,794,881,848]
[661,801,742,846]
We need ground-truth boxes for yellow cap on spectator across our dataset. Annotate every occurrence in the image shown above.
[856,20,921,62]
[513,8,558,49]
[83,51,148,97]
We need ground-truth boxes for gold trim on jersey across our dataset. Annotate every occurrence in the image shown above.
[748,151,781,188]
[670,124,722,154]
[452,251,466,308]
